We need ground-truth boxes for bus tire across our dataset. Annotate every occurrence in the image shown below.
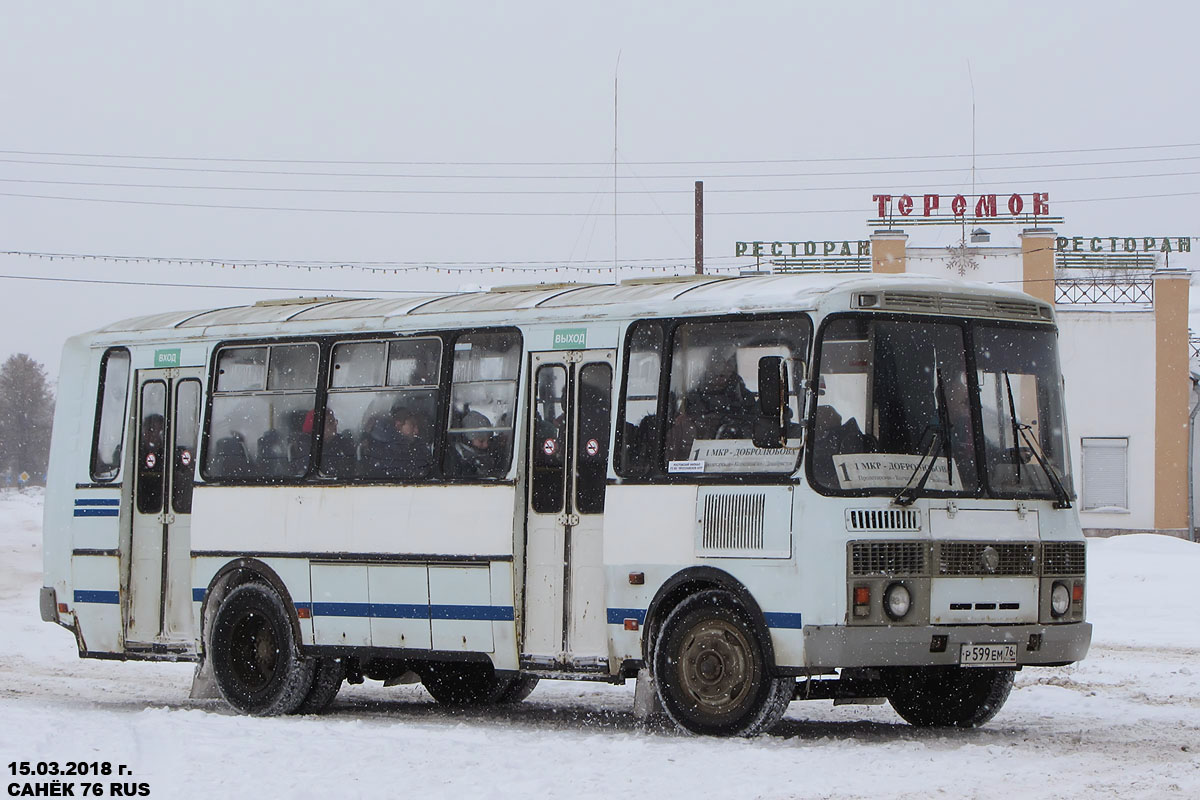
[884,666,1015,728]
[652,589,792,737]
[295,657,345,714]
[209,582,316,716]
[422,662,524,705]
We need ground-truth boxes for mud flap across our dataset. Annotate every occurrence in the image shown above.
[632,667,663,722]
[189,657,221,700]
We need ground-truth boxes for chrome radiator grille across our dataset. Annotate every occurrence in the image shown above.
[850,541,926,576]
[1042,541,1086,575]
[936,542,1037,576]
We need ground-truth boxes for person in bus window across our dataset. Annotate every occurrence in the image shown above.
[450,410,500,478]
[666,348,757,459]
[359,406,431,480]
[303,409,355,478]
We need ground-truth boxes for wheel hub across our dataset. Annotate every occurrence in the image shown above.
[678,619,754,714]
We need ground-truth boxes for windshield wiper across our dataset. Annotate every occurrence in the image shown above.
[894,428,943,507]
[1001,371,1072,509]
[1002,371,1023,485]
[895,367,954,506]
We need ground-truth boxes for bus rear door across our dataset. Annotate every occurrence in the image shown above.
[523,350,614,669]
[125,368,203,650]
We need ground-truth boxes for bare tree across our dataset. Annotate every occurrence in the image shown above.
[0,354,55,485]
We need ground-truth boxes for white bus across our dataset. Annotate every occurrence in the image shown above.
[40,273,1090,736]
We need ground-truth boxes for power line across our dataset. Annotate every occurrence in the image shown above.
[1,140,1198,166]
[4,189,1200,217]
[0,168,1195,198]
[3,153,1200,181]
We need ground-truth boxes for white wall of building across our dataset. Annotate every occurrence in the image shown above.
[904,247,1024,286]
[1057,310,1157,532]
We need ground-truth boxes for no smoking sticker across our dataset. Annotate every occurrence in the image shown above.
[180,450,193,466]
[585,438,600,456]
[145,452,157,469]
[542,438,557,456]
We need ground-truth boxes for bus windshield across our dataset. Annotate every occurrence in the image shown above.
[811,316,1071,501]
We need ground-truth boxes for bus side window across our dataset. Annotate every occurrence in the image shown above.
[443,330,521,480]
[616,321,662,478]
[90,347,131,482]
[204,344,318,482]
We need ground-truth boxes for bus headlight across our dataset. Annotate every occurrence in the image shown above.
[1050,581,1071,617]
[884,583,911,620]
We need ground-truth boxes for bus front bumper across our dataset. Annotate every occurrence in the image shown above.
[802,621,1092,669]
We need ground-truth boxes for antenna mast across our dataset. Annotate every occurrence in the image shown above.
[613,51,621,278]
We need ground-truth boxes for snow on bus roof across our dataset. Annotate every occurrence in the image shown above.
[94,273,1040,334]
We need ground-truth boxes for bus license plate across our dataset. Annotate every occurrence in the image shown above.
[959,643,1017,667]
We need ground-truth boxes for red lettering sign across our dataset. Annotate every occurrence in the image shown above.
[951,195,967,216]
[1007,193,1024,215]
[898,195,913,216]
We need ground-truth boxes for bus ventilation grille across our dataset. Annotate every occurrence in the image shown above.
[1041,541,1086,575]
[878,292,1045,322]
[850,541,927,576]
[845,508,921,532]
[700,492,766,551]
[937,541,1038,576]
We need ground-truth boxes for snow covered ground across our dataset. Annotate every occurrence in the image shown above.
[1,489,1197,799]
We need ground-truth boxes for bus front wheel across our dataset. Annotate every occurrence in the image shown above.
[652,589,792,736]
[884,666,1015,728]
[209,582,316,716]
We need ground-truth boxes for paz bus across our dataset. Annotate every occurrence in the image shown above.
[40,273,1090,736]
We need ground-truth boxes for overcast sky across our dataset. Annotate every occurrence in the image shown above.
[3,1,1198,380]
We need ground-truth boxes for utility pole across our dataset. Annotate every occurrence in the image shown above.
[695,180,704,274]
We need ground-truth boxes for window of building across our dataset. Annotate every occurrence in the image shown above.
[90,347,131,482]
[1081,437,1129,511]
[443,330,521,479]
[205,343,319,481]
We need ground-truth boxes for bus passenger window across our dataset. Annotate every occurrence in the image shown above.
[90,348,131,482]
[205,344,318,481]
[616,322,662,478]
[444,330,521,480]
[324,337,441,481]
[663,317,809,475]
[575,363,612,514]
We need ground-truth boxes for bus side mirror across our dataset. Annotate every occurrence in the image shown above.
[753,356,789,448]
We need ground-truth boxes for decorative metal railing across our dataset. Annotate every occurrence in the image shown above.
[1055,278,1154,305]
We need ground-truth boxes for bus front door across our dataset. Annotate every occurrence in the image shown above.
[523,350,615,669]
[125,368,203,650]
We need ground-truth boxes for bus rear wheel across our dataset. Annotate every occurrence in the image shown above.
[653,590,792,737]
[209,582,315,716]
[884,666,1015,728]
[421,662,537,705]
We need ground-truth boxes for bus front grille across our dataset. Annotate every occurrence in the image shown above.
[936,541,1037,576]
[849,541,926,576]
[845,508,921,532]
[1042,541,1086,575]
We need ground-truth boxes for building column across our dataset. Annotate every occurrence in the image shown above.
[871,231,907,274]
[1154,268,1191,533]
[1019,228,1056,305]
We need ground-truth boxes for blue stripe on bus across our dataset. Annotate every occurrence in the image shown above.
[763,612,804,629]
[74,590,119,604]
[193,588,206,603]
[309,602,514,622]
[75,498,121,506]
[74,508,120,517]
[430,604,514,621]
[607,608,803,630]
[607,608,648,625]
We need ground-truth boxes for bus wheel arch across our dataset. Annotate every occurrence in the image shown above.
[201,560,319,716]
[650,587,792,736]
[643,566,777,672]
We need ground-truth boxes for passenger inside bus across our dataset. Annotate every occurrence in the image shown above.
[359,405,432,480]
[666,348,758,459]
[449,410,500,478]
